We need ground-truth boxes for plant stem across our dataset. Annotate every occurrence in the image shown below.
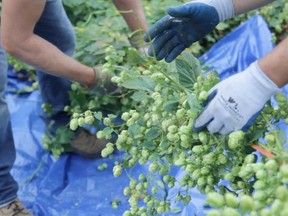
[159,69,187,92]
[261,114,283,151]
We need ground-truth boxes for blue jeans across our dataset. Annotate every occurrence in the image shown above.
[0,0,75,206]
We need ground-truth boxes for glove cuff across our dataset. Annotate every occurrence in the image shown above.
[88,66,119,94]
[128,31,149,54]
[250,61,281,95]
[205,0,235,22]
[128,31,145,49]
[87,66,99,90]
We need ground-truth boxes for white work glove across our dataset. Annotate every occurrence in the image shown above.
[88,66,119,95]
[128,31,149,55]
[193,61,280,135]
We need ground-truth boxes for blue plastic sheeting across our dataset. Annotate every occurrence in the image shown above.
[199,15,273,78]
[6,15,287,216]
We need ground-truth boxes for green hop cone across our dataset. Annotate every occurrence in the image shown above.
[121,112,130,121]
[198,131,208,145]
[151,186,158,194]
[206,192,225,208]
[239,195,254,212]
[198,91,208,102]
[72,113,80,118]
[149,162,158,173]
[265,134,275,144]
[223,207,239,216]
[174,158,186,166]
[84,116,94,125]
[77,117,85,127]
[156,206,165,214]
[113,164,122,177]
[69,118,78,131]
[255,170,267,180]
[244,154,256,164]
[253,191,267,201]
[276,185,288,201]
[280,165,288,178]
[192,145,204,154]
[228,140,238,151]
[103,117,111,126]
[207,210,222,216]
[264,159,278,172]
[225,193,239,208]
[275,93,287,104]
[84,110,92,117]
[253,180,266,190]
[168,125,178,133]
[176,108,186,119]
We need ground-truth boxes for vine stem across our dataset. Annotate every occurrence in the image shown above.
[145,29,192,93]
[80,10,109,27]
[261,113,283,151]
[123,167,133,180]
[158,69,187,92]
[19,154,47,189]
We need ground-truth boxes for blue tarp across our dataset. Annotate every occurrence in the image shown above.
[6,15,287,216]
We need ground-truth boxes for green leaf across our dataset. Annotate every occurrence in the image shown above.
[163,99,179,112]
[88,100,98,110]
[142,141,156,150]
[128,124,141,137]
[176,59,195,89]
[277,129,286,146]
[69,91,87,108]
[145,127,161,140]
[137,118,146,127]
[130,91,148,102]
[102,127,113,136]
[185,90,202,113]
[107,114,117,119]
[122,76,156,92]
[182,51,201,77]
[247,129,265,143]
[127,49,144,65]
[176,52,201,89]
[148,152,160,160]
[10,86,34,94]
[159,139,170,150]
[94,111,102,121]
[216,22,229,31]
[172,208,182,214]
[156,180,165,190]
[57,126,75,144]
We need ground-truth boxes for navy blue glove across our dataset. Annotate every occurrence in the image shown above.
[144,2,219,62]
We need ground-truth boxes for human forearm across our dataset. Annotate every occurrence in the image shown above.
[112,0,148,32]
[259,37,288,88]
[232,0,275,15]
[2,34,95,87]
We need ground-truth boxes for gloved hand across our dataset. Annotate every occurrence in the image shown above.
[193,61,280,135]
[128,31,149,55]
[88,66,119,95]
[143,0,234,62]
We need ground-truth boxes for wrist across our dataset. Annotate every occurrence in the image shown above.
[249,61,280,94]
[203,0,235,22]
[86,67,97,89]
